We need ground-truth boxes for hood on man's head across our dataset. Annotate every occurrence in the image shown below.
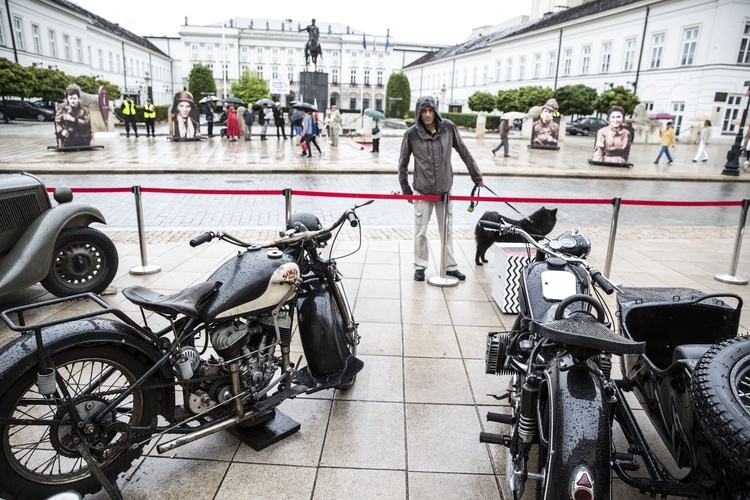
[415,96,442,126]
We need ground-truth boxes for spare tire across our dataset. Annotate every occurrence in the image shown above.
[691,336,750,478]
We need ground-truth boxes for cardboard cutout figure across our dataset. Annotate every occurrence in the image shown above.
[170,90,201,140]
[589,105,634,167]
[530,98,560,149]
[55,84,93,148]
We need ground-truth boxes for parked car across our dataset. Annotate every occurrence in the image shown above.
[0,99,55,122]
[31,99,62,112]
[566,116,608,136]
[0,172,118,298]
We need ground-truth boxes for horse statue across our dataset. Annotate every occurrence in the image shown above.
[300,19,323,70]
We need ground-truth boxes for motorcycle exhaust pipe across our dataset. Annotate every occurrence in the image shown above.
[157,413,246,454]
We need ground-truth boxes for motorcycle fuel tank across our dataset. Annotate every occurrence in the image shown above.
[200,249,299,321]
[520,260,589,321]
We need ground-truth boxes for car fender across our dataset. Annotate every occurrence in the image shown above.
[0,202,107,296]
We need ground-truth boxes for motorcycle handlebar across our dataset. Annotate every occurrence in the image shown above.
[190,232,215,247]
[478,220,618,293]
[346,211,358,227]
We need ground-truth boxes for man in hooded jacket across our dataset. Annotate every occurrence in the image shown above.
[398,96,484,282]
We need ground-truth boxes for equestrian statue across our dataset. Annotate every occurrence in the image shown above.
[300,19,322,69]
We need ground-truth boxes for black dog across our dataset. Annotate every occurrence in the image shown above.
[474,207,558,266]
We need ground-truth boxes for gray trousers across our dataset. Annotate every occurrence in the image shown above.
[413,197,456,271]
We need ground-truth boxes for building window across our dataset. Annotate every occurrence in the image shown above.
[332,68,339,82]
[108,52,113,71]
[13,16,24,51]
[640,101,654,112]
[738,22,750,63]
[680,27,699,66]
[723,95,744,133]
[534,53,541,78]
[483,64,488,85]
[287,67,294,81]
[623,38,636,71]
[288,48,294,55]
[364,69,370,85]
[272,48,278,54]
[563,49,572,76]
[349,97,356,109]
[518,56,525,80]
[256,47,263,54]
[363,97,370,109]
[377,69,383,85]
[272,66,279,79]
[116,53,121,73]
[332,50,339,57]
[31,24,41,53]
[671,101,685,135]
[472,66,477,85]
[98,49,103,69]
[601,42,611,72]
[506,58,512,81]
[350,69,357,83]
[63,35,71,60]
[256,65,263,78]
[650,33,665,69]
[376,98,382,110]
[548,51,556,77]
[0,10,5,46]
[581,45,590,74]
[495,59,502,81]
[76,39,83,62]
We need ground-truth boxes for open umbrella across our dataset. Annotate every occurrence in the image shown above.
[255,98,276,107]
[649,112,675,120]
[292,101,318,112]
[223,97,244,106]
[688,114,711,122]
[198,95,221,104]
[500,111,526,121]
[731,116,749,127]
[364,108,385,121]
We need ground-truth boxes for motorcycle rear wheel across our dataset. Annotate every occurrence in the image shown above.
[0,344,159,499]
[692,336,750,479]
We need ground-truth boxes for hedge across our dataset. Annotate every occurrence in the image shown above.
[405,110,502,131]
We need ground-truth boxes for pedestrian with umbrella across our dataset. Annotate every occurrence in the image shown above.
[654,121,676,164]
[204,100,215,137]
[299,107,322,157]
[273,102,287,140]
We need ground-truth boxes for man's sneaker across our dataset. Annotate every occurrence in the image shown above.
[446,269,466,281]
[414,269,425,281]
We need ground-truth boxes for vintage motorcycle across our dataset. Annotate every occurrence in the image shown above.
[0,201,372,500]
[478,219,750,499]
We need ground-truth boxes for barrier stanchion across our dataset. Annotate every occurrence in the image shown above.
[129,185,161,276]
[604,197,621,279]
[428,193,459,288]
[715,198,749,285]
[284,188,292,224]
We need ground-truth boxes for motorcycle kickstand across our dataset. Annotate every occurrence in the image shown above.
[73,437,124,500]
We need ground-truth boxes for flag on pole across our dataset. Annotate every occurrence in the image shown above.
[362,33,367,49]
[385,34,391,52]
[372,36,377,52]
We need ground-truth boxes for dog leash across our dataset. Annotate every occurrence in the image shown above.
[468,184,534,223]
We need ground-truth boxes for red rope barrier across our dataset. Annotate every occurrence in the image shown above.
[46,187,744,208]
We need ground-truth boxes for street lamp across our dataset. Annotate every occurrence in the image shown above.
[722,80,750,176]
[145,71,153,102]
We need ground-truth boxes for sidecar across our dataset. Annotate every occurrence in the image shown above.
[617,287,748,488]
[0,172,118,298]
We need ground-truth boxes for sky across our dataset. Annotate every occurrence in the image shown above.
[69,0,533,47]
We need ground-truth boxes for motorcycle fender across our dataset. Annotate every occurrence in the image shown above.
[296,280,352,377]
[0,203,107,296]
[0,317,174,417]
[544,357,612,499]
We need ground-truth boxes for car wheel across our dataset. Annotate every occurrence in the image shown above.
[40,227,119,297]
[582,128,590,136]
[36,113,47,122]
[0,111,5,121]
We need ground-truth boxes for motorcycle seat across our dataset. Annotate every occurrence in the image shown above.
[671,344,710,364]
[123,281,219,318]
[531,314,646,355]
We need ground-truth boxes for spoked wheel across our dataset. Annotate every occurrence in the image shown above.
[0,345,159,499]
[331,278,358,390]
[41,227,119,297]
[692,336,750,479]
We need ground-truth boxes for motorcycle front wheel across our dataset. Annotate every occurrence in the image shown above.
[692,336,750,479]
[0,344,159,499]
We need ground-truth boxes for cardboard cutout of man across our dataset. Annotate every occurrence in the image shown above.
[592,105,634,165]
[55,84,93,148]
[531,98,560,148]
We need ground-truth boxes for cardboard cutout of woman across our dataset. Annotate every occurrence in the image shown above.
[591,105,633,165]
[55,84,93,148]
[172,91,201,139]
[530,98,560,149]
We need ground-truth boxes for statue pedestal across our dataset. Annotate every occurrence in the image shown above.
[299,72,328,112]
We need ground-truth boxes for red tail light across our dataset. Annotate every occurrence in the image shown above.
[571,467,594,500]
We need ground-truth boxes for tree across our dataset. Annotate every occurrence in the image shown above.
[516,86,554,112]
[553,84,597,117]
[593,85,639,116]
[28,67,69,101]
[0,57,34,98]
[467,91,496,113]
[230,70,269,105]
[188,64,217,100]
[496,88,520,112]
[385,72,410,118]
